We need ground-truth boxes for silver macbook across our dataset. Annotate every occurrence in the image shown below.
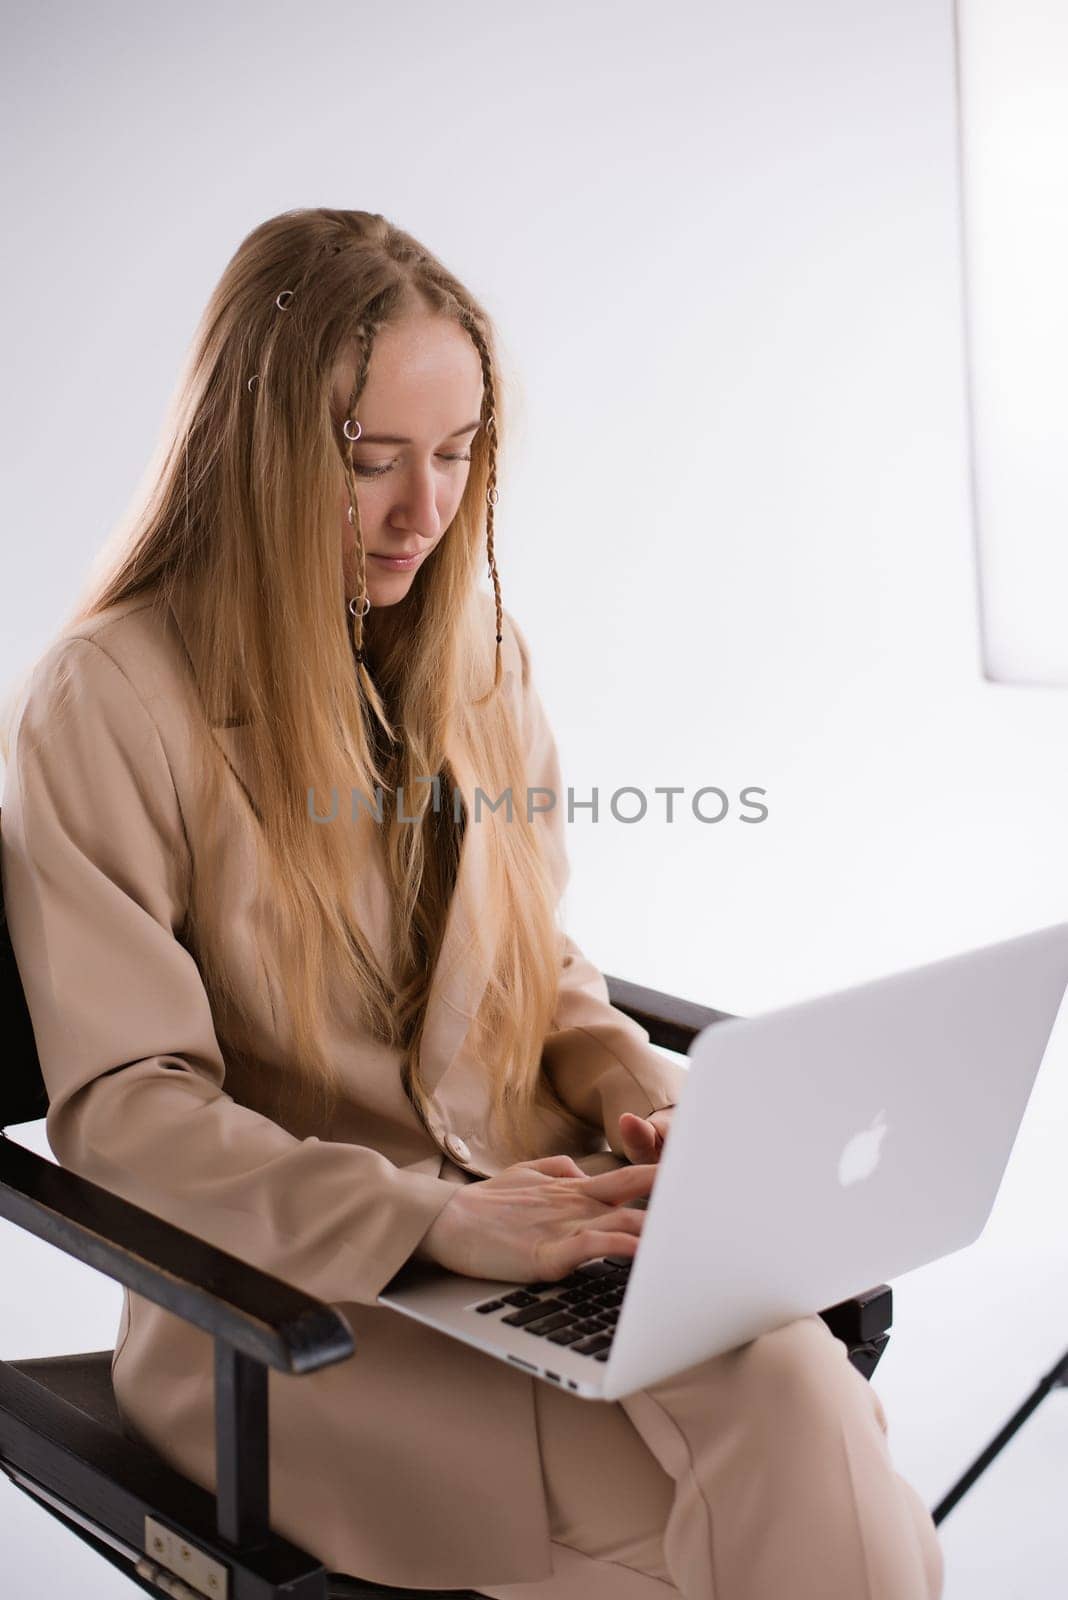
[378,922,1068,1400]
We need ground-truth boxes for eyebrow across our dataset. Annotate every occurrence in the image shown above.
[355,419,483,446]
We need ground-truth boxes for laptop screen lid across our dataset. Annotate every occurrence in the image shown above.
[601,922,1068,1400]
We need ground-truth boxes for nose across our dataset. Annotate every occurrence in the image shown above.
[388,461,443,540]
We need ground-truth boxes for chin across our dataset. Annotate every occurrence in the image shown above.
[366,577,417,607]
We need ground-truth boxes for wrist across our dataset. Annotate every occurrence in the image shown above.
[412,1188,461,1264]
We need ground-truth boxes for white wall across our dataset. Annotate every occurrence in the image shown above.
[3,2,1066,1595]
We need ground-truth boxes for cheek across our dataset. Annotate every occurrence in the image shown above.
[446,473,470,514]
[339,480,380,531]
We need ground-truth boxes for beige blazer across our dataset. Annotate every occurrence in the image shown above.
[0,593,688,1590]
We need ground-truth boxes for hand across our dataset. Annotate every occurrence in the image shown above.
[618,1106,674,1165]
[412,1154,658,1283]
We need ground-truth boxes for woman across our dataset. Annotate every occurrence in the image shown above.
[0,208,943,1599]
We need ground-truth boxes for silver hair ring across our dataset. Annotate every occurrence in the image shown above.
[347,505,355,525]
[349,595,371,618]
[343,418,362,442]
[487,486,499,506]
[247,374,259,392]
[275,289,294,309]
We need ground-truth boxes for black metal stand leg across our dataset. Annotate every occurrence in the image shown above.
[932,1346,1068,1526]
[214,1339,270,1546]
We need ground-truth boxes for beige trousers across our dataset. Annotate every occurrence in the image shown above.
[478,1312,944,1600]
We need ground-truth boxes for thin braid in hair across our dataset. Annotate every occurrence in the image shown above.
[339,319,395,740]
[457,308,505,701]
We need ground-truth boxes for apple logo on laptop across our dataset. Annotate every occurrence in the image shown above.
[837,1109,890,1187]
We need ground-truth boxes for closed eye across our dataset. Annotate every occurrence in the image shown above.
[353,453,472,479]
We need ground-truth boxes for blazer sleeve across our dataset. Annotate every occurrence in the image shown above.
[0,636,462,1308]
[508,617,690,1157]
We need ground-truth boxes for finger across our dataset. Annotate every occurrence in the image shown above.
[619,1125,659,1164]
[589,1204,643,1234]
[577,1162,658,1200]
[534,1211,643,1281]
[620,1112,655,1134]
[517,1155,587,1177]
[549,1227,645,1277]
[617,1120,658,1158]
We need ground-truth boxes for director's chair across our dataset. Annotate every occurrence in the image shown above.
[0,823,895,1600]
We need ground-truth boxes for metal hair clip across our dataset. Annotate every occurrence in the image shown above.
[275,289,294,310]
[343,419,362,442]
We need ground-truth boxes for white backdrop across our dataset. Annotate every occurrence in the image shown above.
[2,2,1066,1596]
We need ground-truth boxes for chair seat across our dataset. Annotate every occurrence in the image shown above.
[10,1350,124,1434]
[6,1352,673,1599]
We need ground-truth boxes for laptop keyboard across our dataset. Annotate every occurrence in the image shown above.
[472,1257,631,1362]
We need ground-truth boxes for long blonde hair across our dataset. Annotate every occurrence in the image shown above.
[18,208,583,1161]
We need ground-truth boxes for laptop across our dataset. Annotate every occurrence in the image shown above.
[378,921,1068,1400]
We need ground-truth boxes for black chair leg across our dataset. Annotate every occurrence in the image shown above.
[215,1340,270,1546]
[847,1334,890,1383]
[931,1344,1068,1525]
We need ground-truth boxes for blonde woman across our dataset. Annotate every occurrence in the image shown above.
[0,209,943,1600]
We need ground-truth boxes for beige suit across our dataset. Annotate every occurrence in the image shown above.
[1,595,943,1599]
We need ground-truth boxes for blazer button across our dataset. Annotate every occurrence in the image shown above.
[444,1132,471,1164]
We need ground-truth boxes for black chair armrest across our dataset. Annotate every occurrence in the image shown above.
[0,1134,354,1376]
[817,1284,893,1346]
[604,973,735,1054]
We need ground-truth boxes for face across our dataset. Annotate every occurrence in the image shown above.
[330,311,484,608]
